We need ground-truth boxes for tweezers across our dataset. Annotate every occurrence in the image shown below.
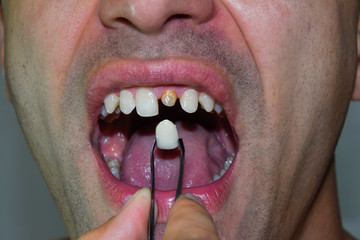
[148,138,185,240]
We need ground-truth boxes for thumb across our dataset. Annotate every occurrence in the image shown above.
[163,194,220,240]
[79,188,151,240]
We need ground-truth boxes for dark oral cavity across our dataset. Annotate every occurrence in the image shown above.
[97,100,237,191]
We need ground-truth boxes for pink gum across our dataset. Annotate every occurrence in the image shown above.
[111,86,201,99]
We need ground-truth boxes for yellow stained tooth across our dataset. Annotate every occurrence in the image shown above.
[161,89,177,107]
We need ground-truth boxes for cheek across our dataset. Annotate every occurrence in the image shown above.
[3,1,99,160]
[221,1,346,109]
[6,0,98,85]
[5,0,99,123]
[221,1,353,155]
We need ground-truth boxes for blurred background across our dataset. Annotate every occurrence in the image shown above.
[0,72,359,239]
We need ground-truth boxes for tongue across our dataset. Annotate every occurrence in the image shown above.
[119,121,227,191]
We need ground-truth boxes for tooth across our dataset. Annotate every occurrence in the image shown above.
[224,160,231,170]
[119,90,135,115]
[213,174,221,181]
[100,105,108,119]
[220,169,226,176]
[180,89,198,113]
[156,119,179,150]
[110,167,120,180]
[104,93,120,114]
[104,156,120,180]
[161,89,177,107]
[136,88,159,117]
[226,156,233,164]
[107,159,119,169]
[214,103,223,114]
[198,92,215,112]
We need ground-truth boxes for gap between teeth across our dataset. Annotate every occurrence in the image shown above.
[101,88,223,118]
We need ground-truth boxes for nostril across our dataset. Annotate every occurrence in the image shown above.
[113,17,135,29]
[163,14,191,27]
[115,17,131,24]
[169,14,191,21]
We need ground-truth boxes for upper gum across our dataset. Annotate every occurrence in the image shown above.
[105,86,212,100]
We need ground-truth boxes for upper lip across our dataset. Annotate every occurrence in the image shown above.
[86,58,237,126]
[86,57,238,222]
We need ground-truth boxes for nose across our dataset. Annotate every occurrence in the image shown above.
[99,0,214,33]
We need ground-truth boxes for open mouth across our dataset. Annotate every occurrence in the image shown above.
[88,60,239,221]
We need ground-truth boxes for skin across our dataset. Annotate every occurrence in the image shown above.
[1,0,360,239]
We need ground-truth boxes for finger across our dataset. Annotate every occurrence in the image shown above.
[163,194,220,240]
[79,188,152,240]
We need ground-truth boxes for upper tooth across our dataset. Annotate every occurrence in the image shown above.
[214,103,223,114]
[180,89,198,113]
[102,88,221,118]
[100,105,108,118]
[104,93,120,114]
[161,89,177,107]
[198,92,215,112]
[156,119,179,150]
[135,88,159,117]
[119,90,135,114]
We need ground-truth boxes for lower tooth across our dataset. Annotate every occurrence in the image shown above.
[212,156,234,182]
[224,161,231,170]
[226,156,233,164]
[107,159,119,169]
[104,155,120,179]
[213,174,221,181]
[110,167,120,180]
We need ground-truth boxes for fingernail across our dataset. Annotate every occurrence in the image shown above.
[154,200,158,222]
[183,193,204,206]
[123,188,151,209]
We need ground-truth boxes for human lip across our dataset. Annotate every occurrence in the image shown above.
[86,58,239,222]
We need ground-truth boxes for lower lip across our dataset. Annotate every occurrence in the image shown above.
[93,146,234,222]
